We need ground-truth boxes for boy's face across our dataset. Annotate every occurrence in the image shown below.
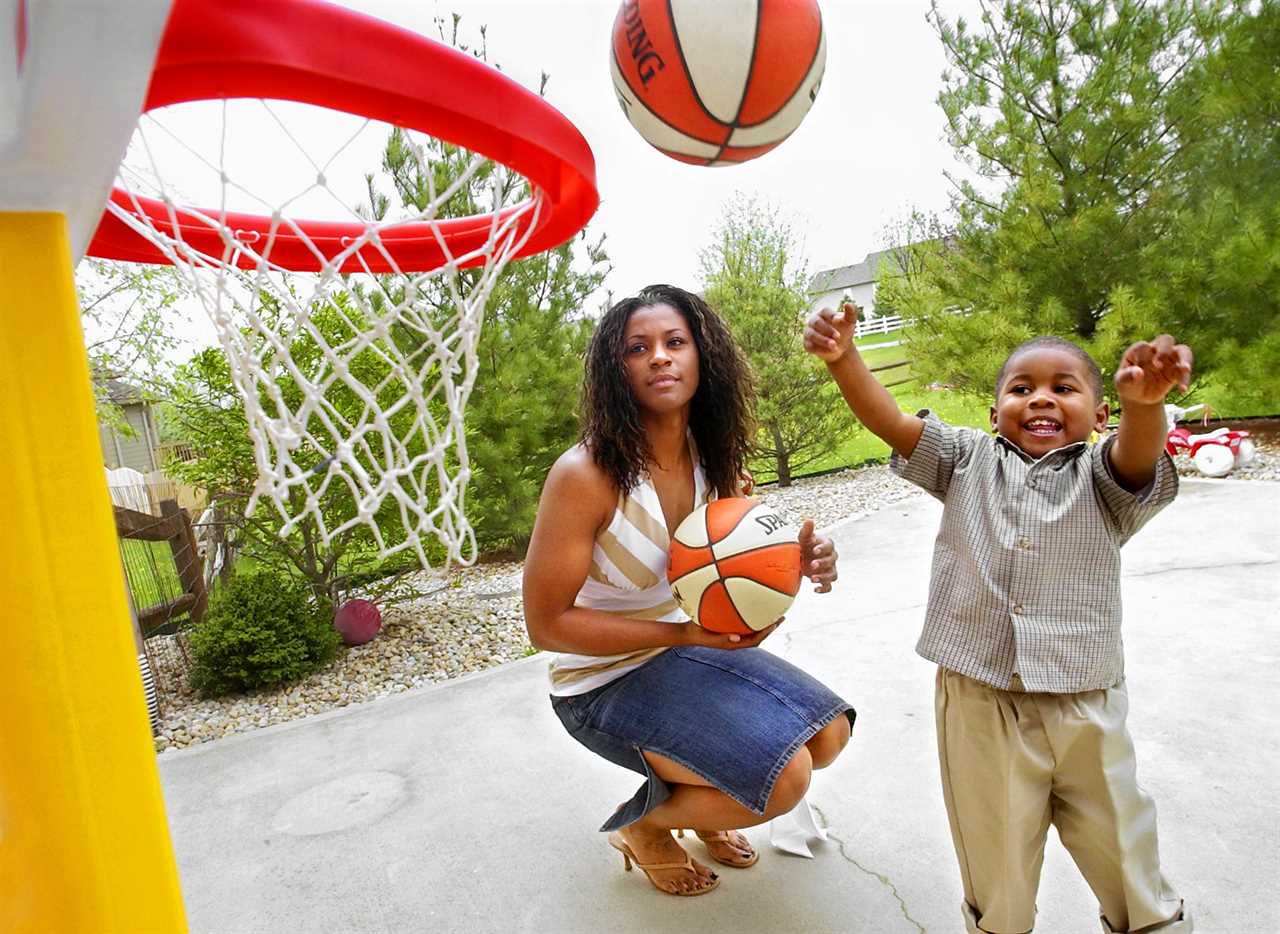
[990,346,1109,456]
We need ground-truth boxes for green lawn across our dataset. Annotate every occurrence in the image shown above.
[752,343,992,483]
[120,538,185,611]
[798,382,990,476]
[854,332,903,349]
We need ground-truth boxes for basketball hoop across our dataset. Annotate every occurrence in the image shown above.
[86,0,599,568]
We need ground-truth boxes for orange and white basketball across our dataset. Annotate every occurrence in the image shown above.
[668,498,802,634]
[610,0,826,166]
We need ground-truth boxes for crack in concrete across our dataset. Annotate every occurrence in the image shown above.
[810,803,928,934]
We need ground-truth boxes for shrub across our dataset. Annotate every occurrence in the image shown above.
[188,570,340,696]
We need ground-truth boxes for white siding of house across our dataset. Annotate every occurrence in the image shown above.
[808,281,878,317]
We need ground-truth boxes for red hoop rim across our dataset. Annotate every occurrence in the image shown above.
[86,0,599,273]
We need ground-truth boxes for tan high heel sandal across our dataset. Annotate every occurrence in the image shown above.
[677,828,760,868]
[607,831,720,896]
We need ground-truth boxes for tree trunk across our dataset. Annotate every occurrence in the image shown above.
[770,422,792,487]
[213,502,236,587]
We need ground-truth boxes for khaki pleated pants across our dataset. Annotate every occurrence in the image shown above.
[935,668,1189,934]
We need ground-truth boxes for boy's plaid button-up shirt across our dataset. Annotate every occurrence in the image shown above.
[891,412,1178,693]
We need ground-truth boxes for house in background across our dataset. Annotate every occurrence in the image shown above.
[98,378,203,514]
[807,247,903,317]
[98,378,161,472]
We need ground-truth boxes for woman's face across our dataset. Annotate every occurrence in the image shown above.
[622,302,700,415]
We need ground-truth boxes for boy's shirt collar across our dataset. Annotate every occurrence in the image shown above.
[993,432,1090,465]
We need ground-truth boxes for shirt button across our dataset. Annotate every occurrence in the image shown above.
[1012,603,1024,614]
[1017,537,1032,550]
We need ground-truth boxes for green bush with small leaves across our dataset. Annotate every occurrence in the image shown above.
[188,571,340,696]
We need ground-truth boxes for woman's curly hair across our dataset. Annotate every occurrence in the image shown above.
[580,284,756,498]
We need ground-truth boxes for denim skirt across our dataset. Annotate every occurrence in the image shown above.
[551,645,855,832]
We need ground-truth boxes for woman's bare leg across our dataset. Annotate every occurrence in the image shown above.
[613,746,813,890]
[806,714,852,769]
[682,716,850,865]
[644,743,813,830]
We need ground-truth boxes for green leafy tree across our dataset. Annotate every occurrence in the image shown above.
[77,259,188,432]
[163,295,423,605]
[887,0,1271,404]
[701,195,847,486]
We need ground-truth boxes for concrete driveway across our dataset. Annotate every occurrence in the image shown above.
[159,478,1279,933]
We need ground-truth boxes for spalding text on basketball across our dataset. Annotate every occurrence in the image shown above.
[754,513,786,535]
[620,0,666,87]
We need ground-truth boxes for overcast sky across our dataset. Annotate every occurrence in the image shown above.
[123,0,987,353]
[339,0,983,302]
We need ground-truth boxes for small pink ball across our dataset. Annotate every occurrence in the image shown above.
[334,599,381,646]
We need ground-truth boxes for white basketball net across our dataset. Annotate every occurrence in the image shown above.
[105,101,542,568]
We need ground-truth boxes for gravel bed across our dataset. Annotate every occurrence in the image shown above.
[149,582,529,753]
[150,450,1276,754]
[756,463,923,530]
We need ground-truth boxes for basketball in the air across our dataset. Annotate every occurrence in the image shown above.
[610,0,826,166]
[668,498,802,634]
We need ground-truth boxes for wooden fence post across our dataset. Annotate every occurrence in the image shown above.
[159,499,208,626]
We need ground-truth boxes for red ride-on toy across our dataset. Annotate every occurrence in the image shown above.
[1164,403,1256,477]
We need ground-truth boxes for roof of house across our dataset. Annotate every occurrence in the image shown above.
[98,377,147,405]
[807,247,902,294]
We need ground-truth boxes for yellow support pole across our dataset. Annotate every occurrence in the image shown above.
[0,213,187,932]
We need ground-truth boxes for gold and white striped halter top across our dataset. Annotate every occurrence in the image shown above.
[547,448,710,697]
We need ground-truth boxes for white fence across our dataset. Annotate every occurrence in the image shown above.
[105,466,204,515]
[854,314,904,338]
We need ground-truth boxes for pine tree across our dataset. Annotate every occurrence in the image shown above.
[1140,3,1280,410]
[887,0,1271,404]
[463,235,607,553]
[365,25,611,554]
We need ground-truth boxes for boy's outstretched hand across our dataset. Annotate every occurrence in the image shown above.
[1115,335,1193,404]
[798,519,838,593]
[1108,334,1194,492]
[804,302,860,363]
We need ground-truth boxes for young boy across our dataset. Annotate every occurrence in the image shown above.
[805,304,1193,934]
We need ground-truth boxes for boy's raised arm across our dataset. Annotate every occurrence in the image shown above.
[804,303,924,459]
[1109,334,1193,492]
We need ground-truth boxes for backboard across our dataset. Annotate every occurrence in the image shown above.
[0,0,171,262]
